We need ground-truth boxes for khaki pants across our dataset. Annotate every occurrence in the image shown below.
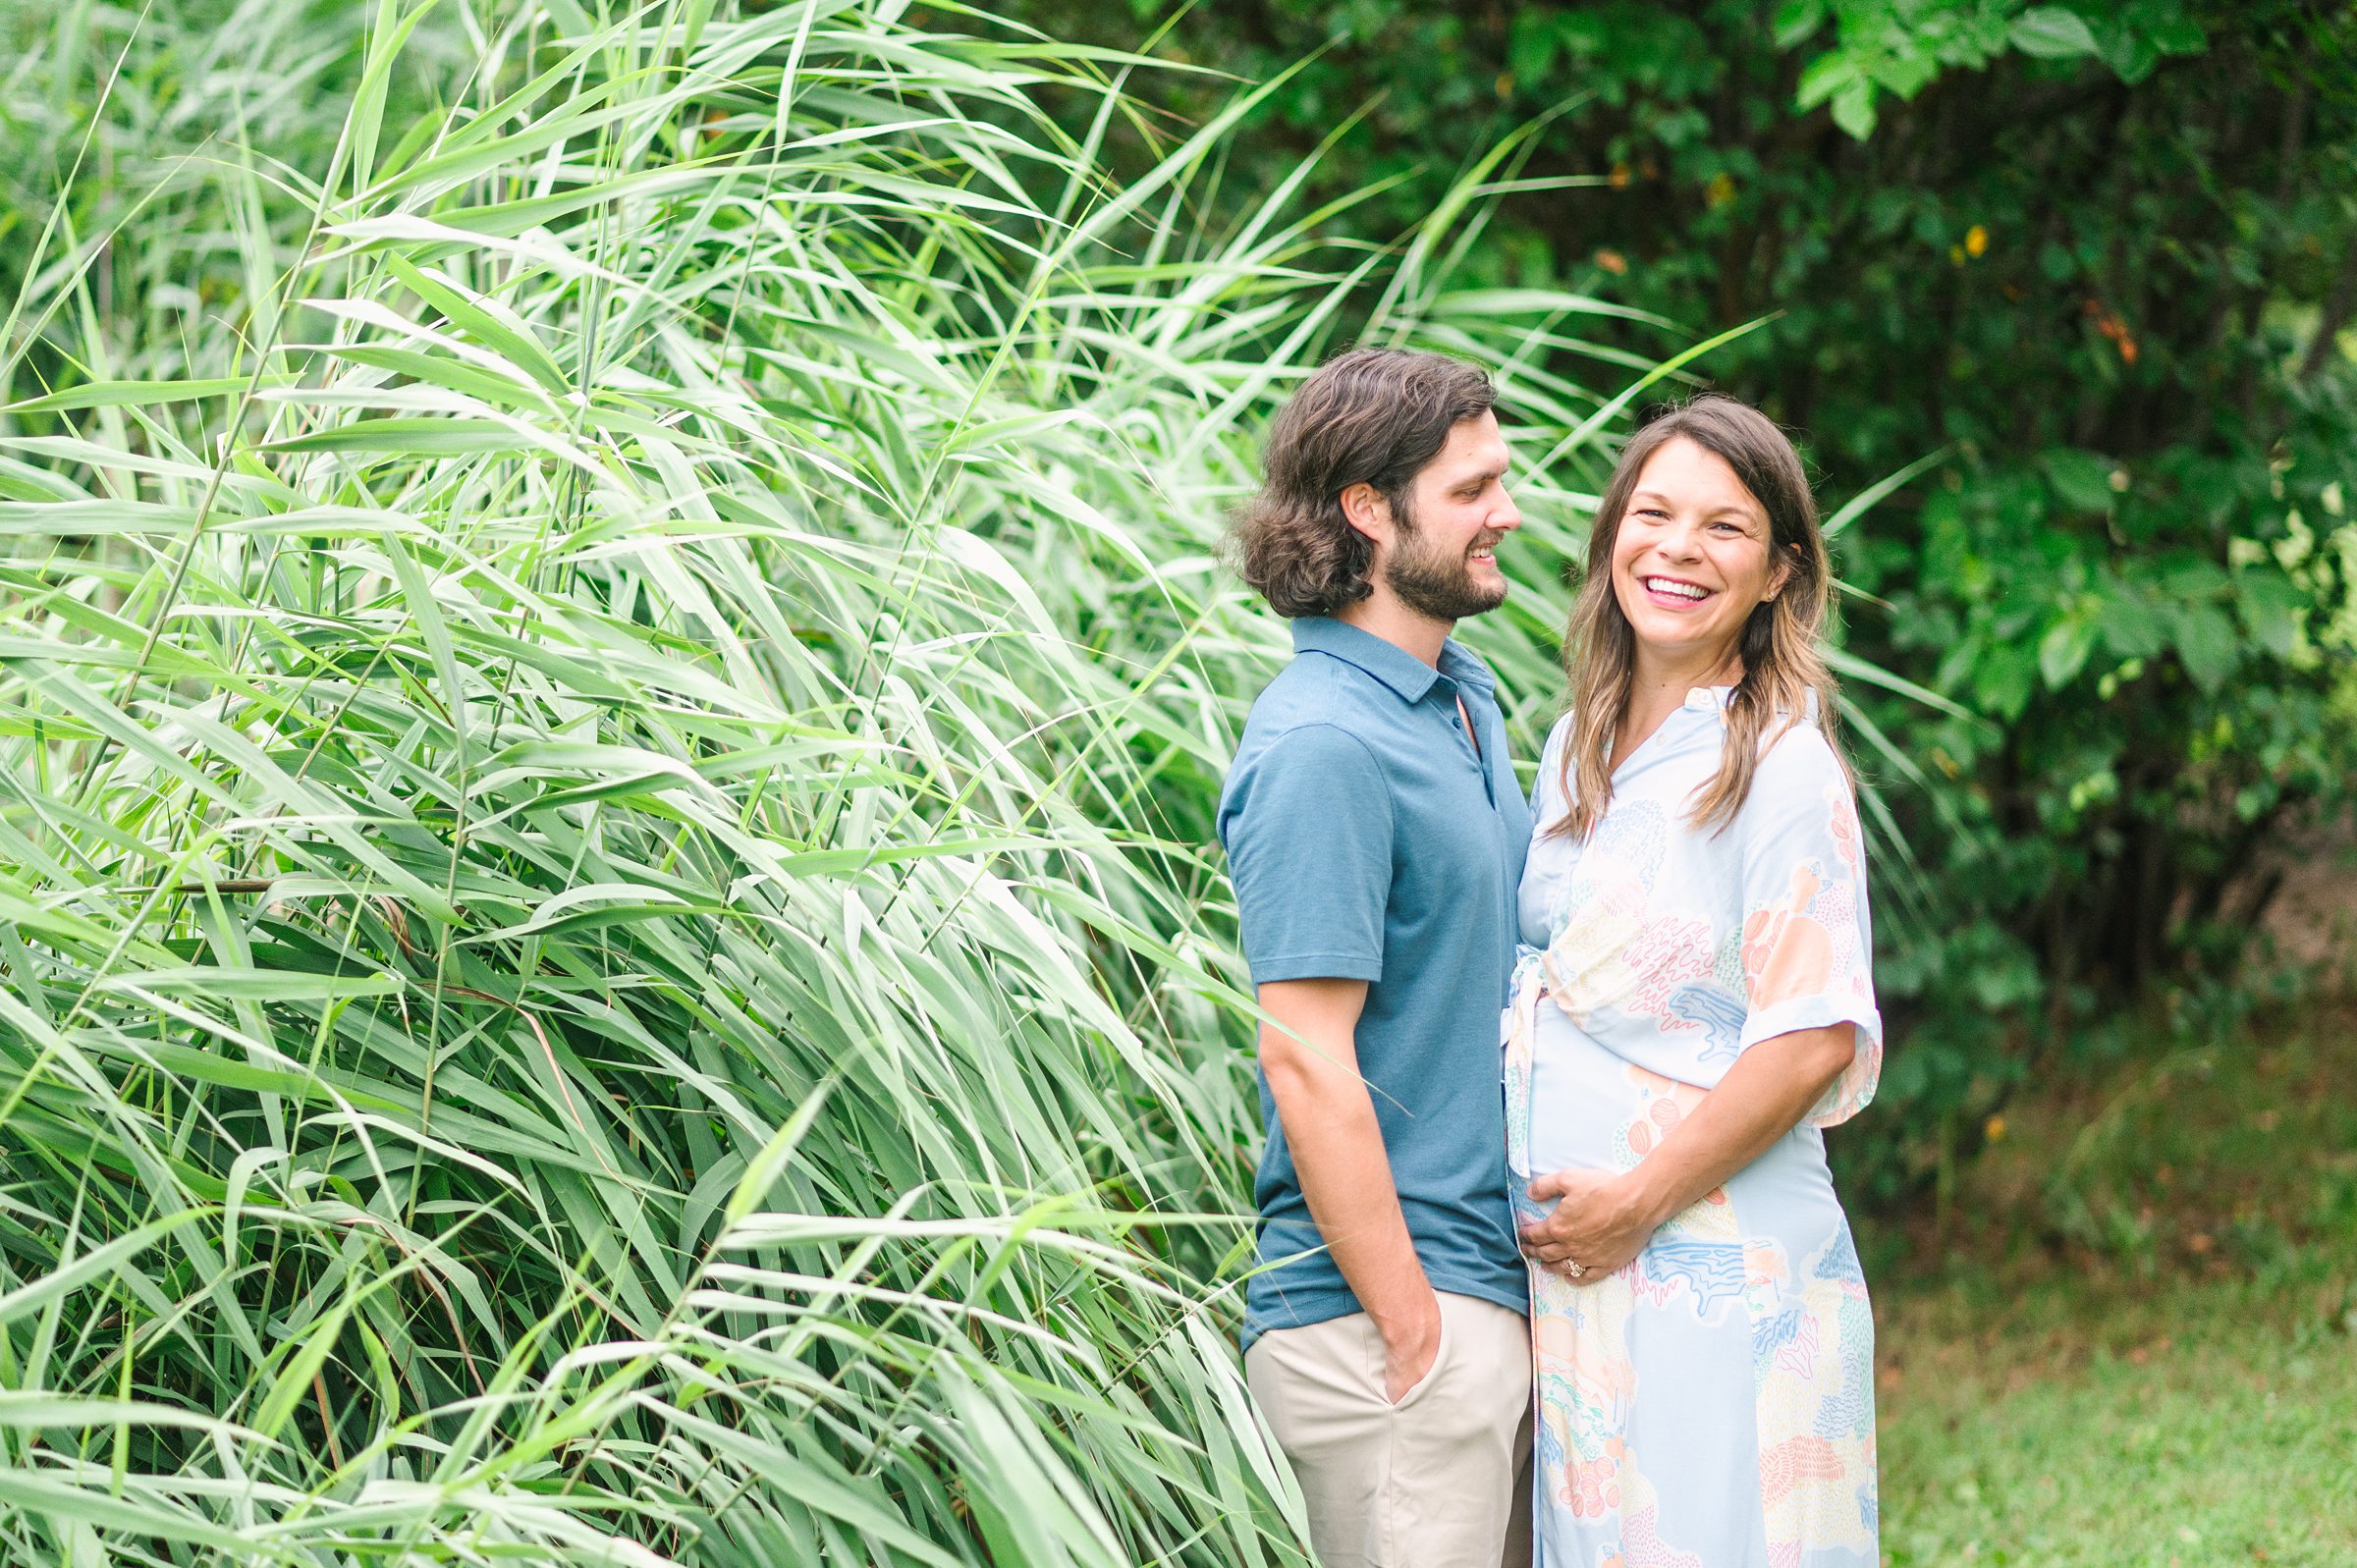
[1246,1291,1533,1568]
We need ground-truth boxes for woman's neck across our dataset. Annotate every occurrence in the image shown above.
[1617,641,1743,759]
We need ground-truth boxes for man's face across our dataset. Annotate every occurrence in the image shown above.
[1381,412,1520,622]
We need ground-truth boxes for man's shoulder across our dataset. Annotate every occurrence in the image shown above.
[1236,649,1393,756]
[1230,712,1387,790]
[1218,657,1398,843]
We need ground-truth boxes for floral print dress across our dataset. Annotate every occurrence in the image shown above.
[1506,690,1883,1568]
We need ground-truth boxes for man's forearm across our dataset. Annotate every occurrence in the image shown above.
[1254,976,1439,1393]
[1264,1040,1433,1336]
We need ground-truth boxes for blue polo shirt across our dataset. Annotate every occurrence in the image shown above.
[1217,616,1532,1348]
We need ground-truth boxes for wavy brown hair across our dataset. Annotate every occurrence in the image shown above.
[1553,395,1844,838]
[1230,348,1496,617]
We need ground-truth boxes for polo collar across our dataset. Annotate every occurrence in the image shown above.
[1290,616,1495,704]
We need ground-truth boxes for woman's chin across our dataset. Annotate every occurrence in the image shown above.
[1627,621,1729,662]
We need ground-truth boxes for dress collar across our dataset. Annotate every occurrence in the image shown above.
[1680,684,1824,720]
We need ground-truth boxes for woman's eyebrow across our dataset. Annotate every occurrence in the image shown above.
[1629,488,1760,520]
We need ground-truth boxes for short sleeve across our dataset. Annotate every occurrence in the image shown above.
[1735,729,1882,1126]
[1221,725,1394,985]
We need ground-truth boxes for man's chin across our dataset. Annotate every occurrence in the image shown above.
[1459,569,1509,616]
[1386,561,1508,622]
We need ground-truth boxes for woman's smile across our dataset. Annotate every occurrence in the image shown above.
[1636,572,1713,607]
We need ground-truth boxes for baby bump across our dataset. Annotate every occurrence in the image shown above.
[1515,1004,1849,1252]
[1518,1005,1696,1180]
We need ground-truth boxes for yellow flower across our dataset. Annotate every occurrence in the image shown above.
[1965,224,1989,258]
[1984,1114,2006,1144]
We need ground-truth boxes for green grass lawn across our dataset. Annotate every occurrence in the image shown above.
[1866,1003,2357,1565]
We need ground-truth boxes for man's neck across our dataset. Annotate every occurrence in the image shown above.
[1335,590,1453,670]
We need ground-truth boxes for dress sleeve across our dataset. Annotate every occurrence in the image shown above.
[1734,728,1882,1126]
[1221,724,1394,985]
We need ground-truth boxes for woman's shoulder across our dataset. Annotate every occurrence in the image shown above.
[1748,715,1850,800]
[1539,708,1576,759]
[1529,709,1577,815]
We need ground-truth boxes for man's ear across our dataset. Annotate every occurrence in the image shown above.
[1338,481,1392,543]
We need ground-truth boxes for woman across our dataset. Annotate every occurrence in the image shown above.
[1507,395,1882,1566]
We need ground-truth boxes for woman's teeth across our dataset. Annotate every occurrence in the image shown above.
[1643,577,1707,600]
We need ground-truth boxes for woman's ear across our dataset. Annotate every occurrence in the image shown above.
[1766,542,1799,602]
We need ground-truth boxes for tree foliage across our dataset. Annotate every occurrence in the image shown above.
[1002,0,2357,1189]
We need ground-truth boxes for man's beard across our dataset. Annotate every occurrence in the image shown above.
[1384,502,1507,622]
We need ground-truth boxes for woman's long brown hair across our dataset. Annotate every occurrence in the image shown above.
[1552,395,1844,838]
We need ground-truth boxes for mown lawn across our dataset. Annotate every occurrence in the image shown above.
[1867,1003,2357,1565]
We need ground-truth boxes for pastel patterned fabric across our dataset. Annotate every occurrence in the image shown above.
[1506,689,1882,1568]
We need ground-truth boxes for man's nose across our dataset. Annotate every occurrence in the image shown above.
[1492,487,1523,531]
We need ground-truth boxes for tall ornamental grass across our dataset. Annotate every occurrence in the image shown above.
[0,0,1769,1559]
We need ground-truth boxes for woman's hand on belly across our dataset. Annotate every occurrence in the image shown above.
[1518,1166,1664,1278]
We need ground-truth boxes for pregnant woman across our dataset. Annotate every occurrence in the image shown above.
[1507,396,1883,1566]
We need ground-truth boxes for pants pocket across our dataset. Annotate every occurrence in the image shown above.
[1382,1295,1530,1566]
[1369,1294,1453,1409]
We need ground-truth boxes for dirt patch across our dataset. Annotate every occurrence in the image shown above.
[2252,813,2357,990]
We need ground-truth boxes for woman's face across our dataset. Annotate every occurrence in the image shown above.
[1609,435,1788,671]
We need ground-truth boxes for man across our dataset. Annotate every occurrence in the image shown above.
[1218,348,1533,1566]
